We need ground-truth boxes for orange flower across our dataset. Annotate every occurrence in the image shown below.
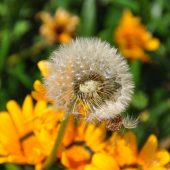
[1,95,169,170]
[138,135,170,170]
[74,122,106,152]
[0,95,46,170]
[60,121,107,169]
[32,60,50,101]
[114,10,160,62]
[32,80,47,101]
[106,131,170,170]
[61,145,91,170]
[38,8,79,44]
[0,95,64,170]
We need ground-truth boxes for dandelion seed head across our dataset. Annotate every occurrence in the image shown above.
[44,38,134,122]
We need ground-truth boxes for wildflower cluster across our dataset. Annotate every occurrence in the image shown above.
[1,38,168,170]
[0,98,169,170]
[114,10,160,62]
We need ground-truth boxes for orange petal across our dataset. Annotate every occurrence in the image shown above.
[0,112,21,154]
[62,118,75,147]
[84,164,99,170]
[115,138,137,166]
[22,95,33,120]
[155,150,170,166]
[34,100,47,117]
[123,131,137,154]
[58,33,72,43]
[145,38,160,51]
[54,8,70,25]
[6,100,29,137]
[37,12,53,24]
[138,135,158,165]
[37,60,50,77]
[32,80,47,101]
[86,126,106,152]
[61,145,91,169]
[21,135,44,164]
[91,153,119,170]
[0,112,26,165]
[33,80,46,93]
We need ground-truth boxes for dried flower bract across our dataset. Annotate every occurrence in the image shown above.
[44,38,134,125]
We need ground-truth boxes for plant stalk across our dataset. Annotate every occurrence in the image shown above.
[43,112,70,169]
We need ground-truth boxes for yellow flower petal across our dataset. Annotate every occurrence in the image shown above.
[21,135,44,164]
[59,33,72,43]
[123,131,137,154]
[61,145,91,169]
[85,124,106,152]
[145,38,160,51]
[37,60,50,77]
[34,100,47,116]
[115,139,137,166]
[6,101,28,137]
[0,112,21,154]
[84,164,99,170]
[22,95,34,121]
[62,118,75,147]
[32,80,47,101]
[91,153,119,170]
[155,150,170,166]
[138,135,158,165]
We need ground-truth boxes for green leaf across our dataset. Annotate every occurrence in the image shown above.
[132,91,148,109]
[139,0,151,23]
[0,30,11,72]
[0,3,8,16]
[80,0,96,36]
[8,64,33,89]
[110,0,139,12]
[13,20,31,39]
[5,163,22,170]
[130,60,141,88]
[148,100,170,124]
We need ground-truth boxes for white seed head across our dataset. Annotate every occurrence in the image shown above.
[44,38,134,122]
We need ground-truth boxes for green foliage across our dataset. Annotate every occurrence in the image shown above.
[80,0,96,36]
[5,164,22,170]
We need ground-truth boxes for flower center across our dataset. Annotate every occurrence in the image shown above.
[79,80,98,94]
[73,72,121,112]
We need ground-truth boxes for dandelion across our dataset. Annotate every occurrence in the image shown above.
[38,8,79,44]
[44,38,134,128]
[114,10,160,62]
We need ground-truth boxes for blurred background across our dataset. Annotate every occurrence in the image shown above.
[0,0,170,169]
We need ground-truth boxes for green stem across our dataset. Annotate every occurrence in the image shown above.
[139,0,150,24]
[43,113,70,169]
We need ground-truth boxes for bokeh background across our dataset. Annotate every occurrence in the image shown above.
[0,0,170,169]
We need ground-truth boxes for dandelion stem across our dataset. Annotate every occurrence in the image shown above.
[43,110,70,169]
